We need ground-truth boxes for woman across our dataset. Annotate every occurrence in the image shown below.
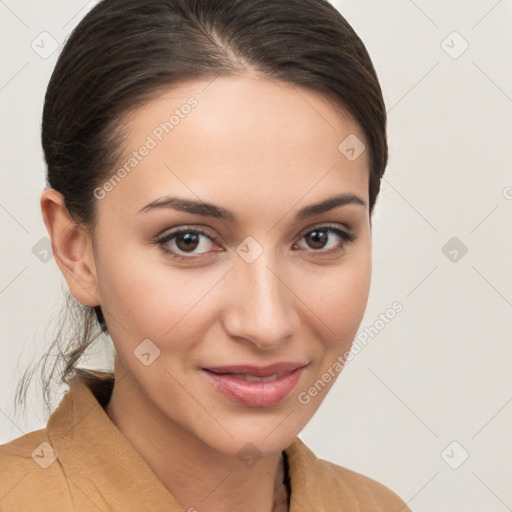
[0,0,411,510]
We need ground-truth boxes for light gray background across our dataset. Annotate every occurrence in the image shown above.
[1,1,511,511]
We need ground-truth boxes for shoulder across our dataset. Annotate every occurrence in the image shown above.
[0,427,48,473]
[286,437,412,511]
[311,455,411,510]
[0,430,73,511]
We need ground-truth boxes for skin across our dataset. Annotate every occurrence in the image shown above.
[41,73,372,512]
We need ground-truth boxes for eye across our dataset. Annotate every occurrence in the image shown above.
[294,225,355,256]
[156,227,219,261]
[155,224,356,261]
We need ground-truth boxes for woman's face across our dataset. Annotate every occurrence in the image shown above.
[90,74,372,456]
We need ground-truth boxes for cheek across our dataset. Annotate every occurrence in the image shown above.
[293,254,371,412]
[329,261,371,336]
[300,244,372,347]
[95,246,222,344]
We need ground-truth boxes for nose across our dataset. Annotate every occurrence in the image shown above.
[222,250,299,350]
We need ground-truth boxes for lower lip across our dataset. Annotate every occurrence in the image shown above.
[202,366,306,408]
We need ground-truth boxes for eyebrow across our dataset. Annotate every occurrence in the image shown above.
[138,192,366,222]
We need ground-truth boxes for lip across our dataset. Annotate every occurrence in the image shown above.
[204,362,307,377]
[202,362,308,408]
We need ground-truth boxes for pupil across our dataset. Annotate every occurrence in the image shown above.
[177,233,199,251]
[309,230,327,249]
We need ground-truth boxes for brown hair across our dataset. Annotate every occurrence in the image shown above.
[15,0,388,417]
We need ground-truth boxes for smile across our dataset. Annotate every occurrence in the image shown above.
[202,365,308,408]
[223,372,285,382]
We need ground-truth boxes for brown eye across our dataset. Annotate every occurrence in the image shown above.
[296,226,355,253]
[157,228,218,260]
[304,229,329,250]
[175,232,201,252]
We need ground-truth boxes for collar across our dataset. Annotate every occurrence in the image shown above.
[45,372,321,512]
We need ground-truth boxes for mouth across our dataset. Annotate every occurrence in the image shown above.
[205,372,289,382]
[202,362,308,407]
[203,361,308,377]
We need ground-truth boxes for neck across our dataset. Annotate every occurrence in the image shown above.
[104,364,290,512]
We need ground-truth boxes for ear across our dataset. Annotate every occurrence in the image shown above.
[40,188,100,307]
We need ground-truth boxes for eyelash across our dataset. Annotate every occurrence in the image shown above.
[154,224,356,262]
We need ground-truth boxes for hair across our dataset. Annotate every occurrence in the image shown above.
[14,0,388,417]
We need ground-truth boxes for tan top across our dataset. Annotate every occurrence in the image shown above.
[0,374,411,511]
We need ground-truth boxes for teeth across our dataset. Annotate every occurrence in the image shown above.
[230,373,282,382]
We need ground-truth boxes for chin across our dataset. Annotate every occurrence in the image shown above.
[192,410,309,459]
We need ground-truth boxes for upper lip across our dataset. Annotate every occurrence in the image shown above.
[203,362,308,377]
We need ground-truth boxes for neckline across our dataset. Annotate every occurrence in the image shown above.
[61,370,298,510]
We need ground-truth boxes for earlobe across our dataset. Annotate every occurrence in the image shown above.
[40,188,100,307]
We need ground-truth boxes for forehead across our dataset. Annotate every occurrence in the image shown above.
[99,74,369,217]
